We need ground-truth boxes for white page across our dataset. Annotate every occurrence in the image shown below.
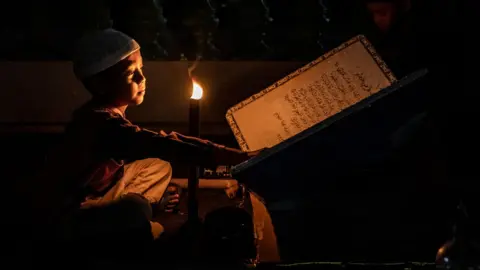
[226,36,396,151]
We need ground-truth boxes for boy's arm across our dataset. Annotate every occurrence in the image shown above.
[162,131,244,154]
[99,112,248,166]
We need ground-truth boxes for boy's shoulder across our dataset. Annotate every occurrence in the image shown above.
[66,102,135,135]
[72,101,125,123]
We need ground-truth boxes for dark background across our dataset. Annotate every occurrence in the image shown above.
[0,0,459,62]
[1,0,477,264]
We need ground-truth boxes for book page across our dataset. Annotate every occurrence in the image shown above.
[226,36,396,151]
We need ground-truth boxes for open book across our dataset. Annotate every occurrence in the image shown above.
[225,35,397,151]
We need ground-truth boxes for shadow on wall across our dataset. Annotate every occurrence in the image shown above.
[0,61,305,134]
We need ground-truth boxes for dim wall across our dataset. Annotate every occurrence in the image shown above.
[0,61,305,134]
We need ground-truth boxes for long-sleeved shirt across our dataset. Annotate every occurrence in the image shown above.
[31,101,235,227]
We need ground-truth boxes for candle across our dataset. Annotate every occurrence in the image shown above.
[189,80,203,137]
[188,79,203,222]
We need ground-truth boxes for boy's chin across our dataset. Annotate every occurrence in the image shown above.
[131,97,144,105]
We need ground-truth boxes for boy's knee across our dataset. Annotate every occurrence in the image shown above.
[149,158,172,181]
[152,158,172,170]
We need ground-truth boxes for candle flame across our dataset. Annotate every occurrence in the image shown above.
[191,80,203,100]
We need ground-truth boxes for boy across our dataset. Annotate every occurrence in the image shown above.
[33,29,254,245]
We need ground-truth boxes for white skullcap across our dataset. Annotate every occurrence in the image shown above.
[73,28,141,79]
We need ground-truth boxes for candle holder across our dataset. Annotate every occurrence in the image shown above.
[188,79,203,222]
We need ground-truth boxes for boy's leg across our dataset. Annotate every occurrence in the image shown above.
[68,193,158,258]
[84,158,173,206]
[76,193,153,234]
[114,158,172,203]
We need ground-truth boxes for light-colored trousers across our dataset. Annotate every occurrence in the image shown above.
[82,158,172,208]
[79,158,172,239]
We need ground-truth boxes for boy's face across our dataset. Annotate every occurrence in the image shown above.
[102,50,147,106]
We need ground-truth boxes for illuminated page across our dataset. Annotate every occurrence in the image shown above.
[226,35,396,151]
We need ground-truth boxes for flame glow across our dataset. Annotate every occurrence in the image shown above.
[191,80,203,100]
